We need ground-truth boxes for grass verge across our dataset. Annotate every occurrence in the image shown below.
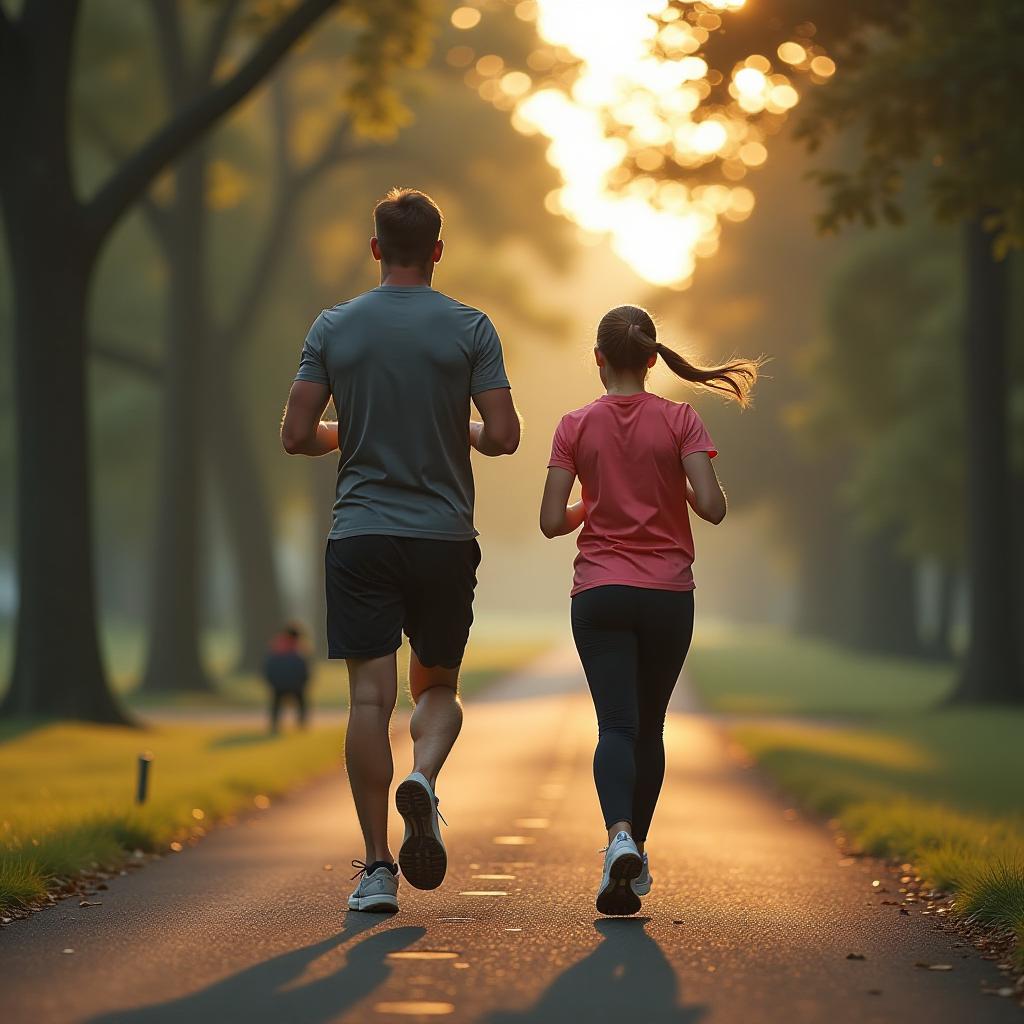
[0,634,552,915]
[688,626,1024,965]
[0,722,343,914]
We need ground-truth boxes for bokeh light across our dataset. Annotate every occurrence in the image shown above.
[493,0,819,287]
[451,6,482,30]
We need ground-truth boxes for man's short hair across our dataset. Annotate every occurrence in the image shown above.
[373,188,443,267]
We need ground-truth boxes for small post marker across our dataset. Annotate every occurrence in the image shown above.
[136,752,153,805]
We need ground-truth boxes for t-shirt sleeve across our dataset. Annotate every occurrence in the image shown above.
[470,315,511,395]
[548,416,576,474]
[293,312,330,386]
[679,405,718,459]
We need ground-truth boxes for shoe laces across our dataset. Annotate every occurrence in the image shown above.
[435,799,448,828]
[350,859,370,880]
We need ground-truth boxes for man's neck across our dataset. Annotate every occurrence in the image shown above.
[380,265,432,287]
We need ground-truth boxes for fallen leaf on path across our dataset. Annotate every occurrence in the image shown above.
[846,953,866,960]
[62,948,74,954]
[982,988,1015,998]
[900,908,910,916]
[78,900,102,908]
[915,962,952,971]
[323,864,333,871]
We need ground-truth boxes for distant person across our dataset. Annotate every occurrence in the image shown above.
[280,188,520,914]
[263,624,310,734]
[539,304,759,915]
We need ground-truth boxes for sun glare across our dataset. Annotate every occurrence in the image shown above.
[465,0,826,288]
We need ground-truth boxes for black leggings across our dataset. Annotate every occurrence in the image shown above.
[571,586,694,842]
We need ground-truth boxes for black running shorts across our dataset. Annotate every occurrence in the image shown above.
[325,535,481,667]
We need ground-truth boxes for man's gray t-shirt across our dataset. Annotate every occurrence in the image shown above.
[294,285,510,541]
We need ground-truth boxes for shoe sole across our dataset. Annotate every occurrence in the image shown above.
[597,851,643,916]
[396,778,447,891]
[347,894,399,913]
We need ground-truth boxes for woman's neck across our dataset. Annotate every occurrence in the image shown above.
[603,373,648,396]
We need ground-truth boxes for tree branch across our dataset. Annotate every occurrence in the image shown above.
[295,117,363,190]
[148,0,188,100]
[215,99,360,354]
[77,106,172,238]
[195,0,243,88]
[91,337,163,380]
[86,0,341,245]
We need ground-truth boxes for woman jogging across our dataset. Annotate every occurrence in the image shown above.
[539,304,759,915]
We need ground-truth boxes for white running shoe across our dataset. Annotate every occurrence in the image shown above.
[347,861,399,913]
[596,831,643,916]
[631,852,652,897]
[395,771,447,890]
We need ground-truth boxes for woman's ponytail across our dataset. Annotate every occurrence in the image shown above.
[597,304,761,408]
[654,342,759,407]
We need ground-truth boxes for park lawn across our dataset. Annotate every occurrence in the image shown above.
[121,633,550,713]
[0,632,552,914]
[687,626,1024,964]
[0,721,343,913]
[686,624,954,716]
[1,619,552,713]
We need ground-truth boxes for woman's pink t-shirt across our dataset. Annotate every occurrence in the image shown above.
[548,392,717,597]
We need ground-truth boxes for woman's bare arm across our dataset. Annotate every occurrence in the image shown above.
[539,467,585,538]
[682,451,726,524]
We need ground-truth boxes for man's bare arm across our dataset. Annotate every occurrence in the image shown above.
[281,380,339,456]
[470,387,521,457]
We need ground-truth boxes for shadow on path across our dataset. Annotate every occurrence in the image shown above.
[487,918,707,1024]
[88,914,424,1024]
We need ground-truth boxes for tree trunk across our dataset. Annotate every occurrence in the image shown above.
[206,379,286,672]
[1013,470,1024,673]
[1,236,129,721]
[853,528,922,658]
[0,6,129,722]
[1,0,340,713]
[140,150,212,692]
[792,470,862,645]
[928,565,957,661]
[949,218,1020,702]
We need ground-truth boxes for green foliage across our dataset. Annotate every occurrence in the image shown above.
[796,0,1024,251]
[342,0,437,139]
[790,224,965,561]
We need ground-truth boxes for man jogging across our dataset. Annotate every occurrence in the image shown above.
[281,188,520,914]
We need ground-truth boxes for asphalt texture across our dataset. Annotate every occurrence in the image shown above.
[3,646,1019,1023]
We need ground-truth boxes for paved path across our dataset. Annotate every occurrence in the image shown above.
[2,647,1018,1023]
